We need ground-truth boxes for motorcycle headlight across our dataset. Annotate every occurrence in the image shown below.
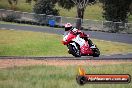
[63,37,67,42]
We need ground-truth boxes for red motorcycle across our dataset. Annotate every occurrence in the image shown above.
[62,31,100,57]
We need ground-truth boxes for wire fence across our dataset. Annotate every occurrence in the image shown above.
[0,9,132,33]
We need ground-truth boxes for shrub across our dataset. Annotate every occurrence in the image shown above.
[2,13,20,22]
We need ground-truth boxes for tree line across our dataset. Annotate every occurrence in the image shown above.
[7,0,132,22]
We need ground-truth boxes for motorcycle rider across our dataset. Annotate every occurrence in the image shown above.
[64,23,95,48]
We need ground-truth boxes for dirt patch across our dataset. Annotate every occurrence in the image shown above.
[0,59,132,68]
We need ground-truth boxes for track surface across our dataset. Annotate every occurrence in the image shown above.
[0,23,132,44]
[0,55,132,60]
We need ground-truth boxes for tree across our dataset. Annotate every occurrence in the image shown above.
[51,0,95,29]
[100,0,131,22]
[72,0,88,19]
[130,3,132,15]
[58,0,96,19]
[25,0,37,4]
[57,0,95,29]
[33,0,59,15]
[8,0,18,10]
[57,0,75,10]
[29,0,96,19]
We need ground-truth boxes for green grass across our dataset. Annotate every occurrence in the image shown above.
[0,0,35,12]
[0,30,68,56]
[92,39,132,55]
[0,64,131,88]
[0,0,9,9]
[56,3,104,20]
[0,29,132,56]
[128,15,132,22]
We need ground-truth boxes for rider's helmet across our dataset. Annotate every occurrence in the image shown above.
[64,23,72,31]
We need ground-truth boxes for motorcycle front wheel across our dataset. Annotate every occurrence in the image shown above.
[68,44,81,57]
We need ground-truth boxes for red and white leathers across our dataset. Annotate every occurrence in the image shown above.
[64,23,95,48]
[71,28,89,39]
[70,28,95,48]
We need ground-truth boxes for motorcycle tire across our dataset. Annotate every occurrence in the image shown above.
[92,48,100,57]
[68,44,81,57]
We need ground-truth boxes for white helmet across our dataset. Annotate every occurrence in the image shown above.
[64,23,72,31]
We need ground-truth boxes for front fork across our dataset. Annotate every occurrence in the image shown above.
[67,49,71,54]
[67,45,71,54]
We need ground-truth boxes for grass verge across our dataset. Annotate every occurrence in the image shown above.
[0,29,67,56]
[0,63,131,88]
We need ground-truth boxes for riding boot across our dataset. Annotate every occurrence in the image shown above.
[83,37,95,48]
[88,39,96,48]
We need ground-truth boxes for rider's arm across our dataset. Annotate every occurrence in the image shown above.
[77,30,88,38]
[72,28,82,35]
[72,28,89,38]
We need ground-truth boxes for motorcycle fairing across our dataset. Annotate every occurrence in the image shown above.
[72,35,93,55]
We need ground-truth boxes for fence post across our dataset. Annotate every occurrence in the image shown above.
[0,9,5,21]
[101,21,104,31]
[14,11,21,23]
[55,16,62,27]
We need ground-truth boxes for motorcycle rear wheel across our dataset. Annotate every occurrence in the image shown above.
[92,48,100,57]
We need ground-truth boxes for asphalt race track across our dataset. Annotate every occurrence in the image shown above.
[0,54,132,60]
[0,23,132,44]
